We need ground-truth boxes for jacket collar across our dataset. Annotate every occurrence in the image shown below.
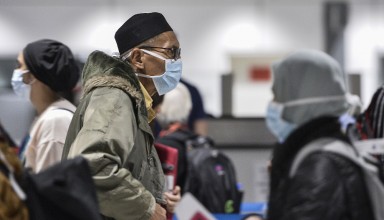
[81,50,146,114]
[271,116,350,179]
[139,82,156,123]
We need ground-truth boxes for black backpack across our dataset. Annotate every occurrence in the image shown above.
[165,131,243,213]
[23,157,102,220]
[290,138,384,220]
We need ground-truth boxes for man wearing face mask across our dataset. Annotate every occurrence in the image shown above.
[62,12,182,220]
[266,49,374,220]
[12,39,79,173]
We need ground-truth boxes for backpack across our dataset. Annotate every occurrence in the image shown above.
[290,138,384,220]
[24,156,102,220]
[166,131,243,214]
[0,144,102,220]
[0,143,29,220]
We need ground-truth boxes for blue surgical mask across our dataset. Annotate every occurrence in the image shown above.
[11,69,31,99]
[136,49,182,95]
[266,95,349,143]
[266,102,297,143]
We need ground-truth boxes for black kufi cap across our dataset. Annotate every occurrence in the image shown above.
[23,39,80,92]
[115,12,173,55]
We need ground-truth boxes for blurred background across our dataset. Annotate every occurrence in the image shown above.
[0,0,383,203]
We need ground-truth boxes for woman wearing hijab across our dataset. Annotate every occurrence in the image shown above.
[12,39,79,173]
[266,49,374,220]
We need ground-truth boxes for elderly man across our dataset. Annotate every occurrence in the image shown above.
[62,12,182,220]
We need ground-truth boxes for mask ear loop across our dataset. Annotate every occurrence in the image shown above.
[135,49,170,79]
[135,72,165,79]
[27,78,36,86]
[121,50,132,61]
[284,95,348,107]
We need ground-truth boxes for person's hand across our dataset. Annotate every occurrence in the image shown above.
[164,185,181,213]
[150,203,166,220]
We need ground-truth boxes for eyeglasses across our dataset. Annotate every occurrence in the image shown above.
[139,46,181,60]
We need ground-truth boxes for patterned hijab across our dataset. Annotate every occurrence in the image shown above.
[357,85,384,139]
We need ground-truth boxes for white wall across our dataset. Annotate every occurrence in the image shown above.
[345,1,384,108]
[0,0,325,118]
[0,0,383,115]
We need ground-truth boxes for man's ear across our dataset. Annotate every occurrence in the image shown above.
[129,48,145,71]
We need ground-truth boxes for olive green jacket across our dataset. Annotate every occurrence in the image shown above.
[62,51,166,220]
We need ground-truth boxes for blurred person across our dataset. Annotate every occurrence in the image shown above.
[62,12,182,220]
[180,78,207,136]
[156,83,193,192]
[353,85,384,180]
[12,39,79,173]
[156,83,241,213]
[0,125,29,220]
[152,90,183,219]
[152,78,208,138]
[266,49,374,220]
[355,85,384,140]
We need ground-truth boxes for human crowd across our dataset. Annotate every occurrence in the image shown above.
[1,11,383,220]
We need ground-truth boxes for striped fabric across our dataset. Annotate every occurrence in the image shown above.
[358,86,384,139]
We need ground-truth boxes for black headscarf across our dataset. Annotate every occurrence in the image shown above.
[23,39,79,92]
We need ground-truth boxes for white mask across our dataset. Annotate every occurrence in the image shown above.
[136,49,182,95]
[11,69,31,99]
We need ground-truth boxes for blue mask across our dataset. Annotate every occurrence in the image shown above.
[11,69,31,100]
[266,102,297,143]
[136,49,182,95]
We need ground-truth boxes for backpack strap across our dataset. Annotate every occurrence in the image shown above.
[290,138,384,220]
[290,138,377,178]
[54,107,75,114]
[289,138,335,178]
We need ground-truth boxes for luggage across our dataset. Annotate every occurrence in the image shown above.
[164,131,243,213]
[155,142,179,191]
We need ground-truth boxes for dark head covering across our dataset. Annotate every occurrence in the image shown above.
[114,12,173,55]
[23,39,80,92]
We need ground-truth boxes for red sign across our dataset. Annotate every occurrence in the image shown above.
[249,66,271,81]
[191,211,209,220]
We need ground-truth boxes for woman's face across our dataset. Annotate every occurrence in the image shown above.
[16,52,34,84]
[16,52,28,71]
